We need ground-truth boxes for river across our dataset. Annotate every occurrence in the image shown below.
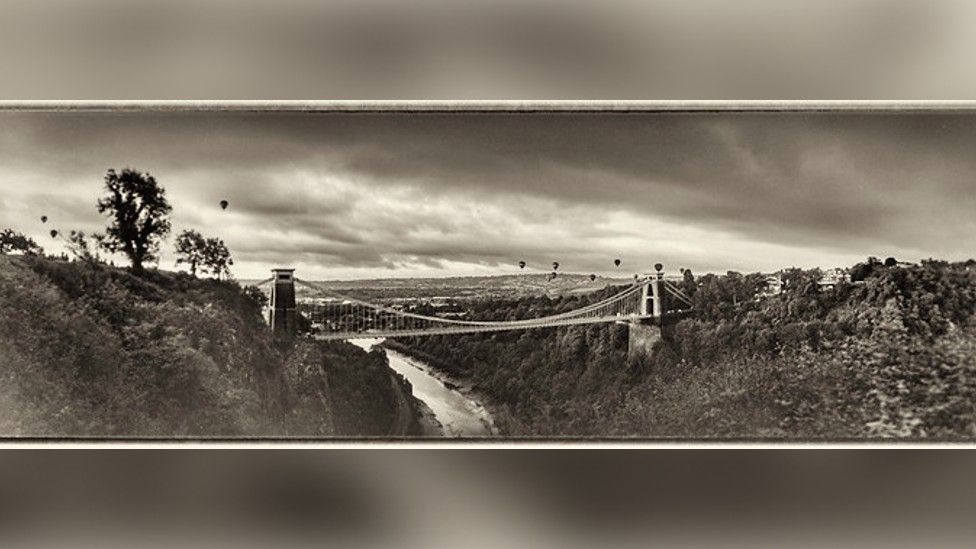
[349,338,496,437]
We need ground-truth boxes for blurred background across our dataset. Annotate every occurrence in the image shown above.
[2,0,976,100]
[5,0,976,546]
[2,450,976,548]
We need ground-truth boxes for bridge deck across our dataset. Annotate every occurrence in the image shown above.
[311,313,655,341]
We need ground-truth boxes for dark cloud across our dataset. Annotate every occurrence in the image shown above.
[1,111,974,277]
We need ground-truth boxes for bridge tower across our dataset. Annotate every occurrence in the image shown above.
[639,267,668,317]
[269,268,297,338]
[629,263,671,361]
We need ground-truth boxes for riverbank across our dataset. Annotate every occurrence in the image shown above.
[413,398,443,436]
[350,338,496,437]
[387,370,444,437]
[380,339,499,436]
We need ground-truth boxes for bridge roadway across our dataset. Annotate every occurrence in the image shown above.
[311,313,653,340]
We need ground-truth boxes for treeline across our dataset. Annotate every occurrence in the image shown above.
[1,168,233,278]
[397,259,976,439]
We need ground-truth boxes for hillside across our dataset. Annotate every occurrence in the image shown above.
[0,255,412,437]
[394,259,976,439]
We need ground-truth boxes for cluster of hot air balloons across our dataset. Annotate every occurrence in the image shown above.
[39,214,59,239]
[512,257,628,283]
[37,197,231,238]
[31,198,234,269]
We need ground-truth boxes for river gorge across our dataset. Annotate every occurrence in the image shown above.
[349,338,496,437]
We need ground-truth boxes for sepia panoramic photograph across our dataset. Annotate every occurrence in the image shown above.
[12,0,976,546]
[0,108,974,440]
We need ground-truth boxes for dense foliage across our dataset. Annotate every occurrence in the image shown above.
[0,255,405,437]
[0,229,43,256]
[396,259,976,439]
[283,341,407,437]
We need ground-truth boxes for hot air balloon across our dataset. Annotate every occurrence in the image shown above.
[589,274,596,282]
[49,229,58,239]
[518,261,526,269]
[614,258,621,267]
[219,200,229,211]
[40,215,48,223]
[634,274,639,280]
[654,263,664,272]
[552,262,559,271]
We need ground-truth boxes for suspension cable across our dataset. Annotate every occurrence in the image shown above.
[295,278,645,327]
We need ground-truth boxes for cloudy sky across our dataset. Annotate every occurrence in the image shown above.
[1,111,974,280]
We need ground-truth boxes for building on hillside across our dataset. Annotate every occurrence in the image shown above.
[757,274,783,299]
[818,268,849,290]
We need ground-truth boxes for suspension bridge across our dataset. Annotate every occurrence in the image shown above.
[253,267,693,343]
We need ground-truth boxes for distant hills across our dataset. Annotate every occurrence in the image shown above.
[241,273,638,299]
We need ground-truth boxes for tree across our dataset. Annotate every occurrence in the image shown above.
[243,285,268,309]
[682,268,697,296]
[66,230,102,262]
[96,168,172,272]
[726,271,744,306]
[174,231,232,280]
[174,230,207,276]
[203,237,232,280]
[851,256,883,282]
[0,229,43,255]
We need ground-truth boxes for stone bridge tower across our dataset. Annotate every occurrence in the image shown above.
[269,268,297,338]
[628,264,675,361]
